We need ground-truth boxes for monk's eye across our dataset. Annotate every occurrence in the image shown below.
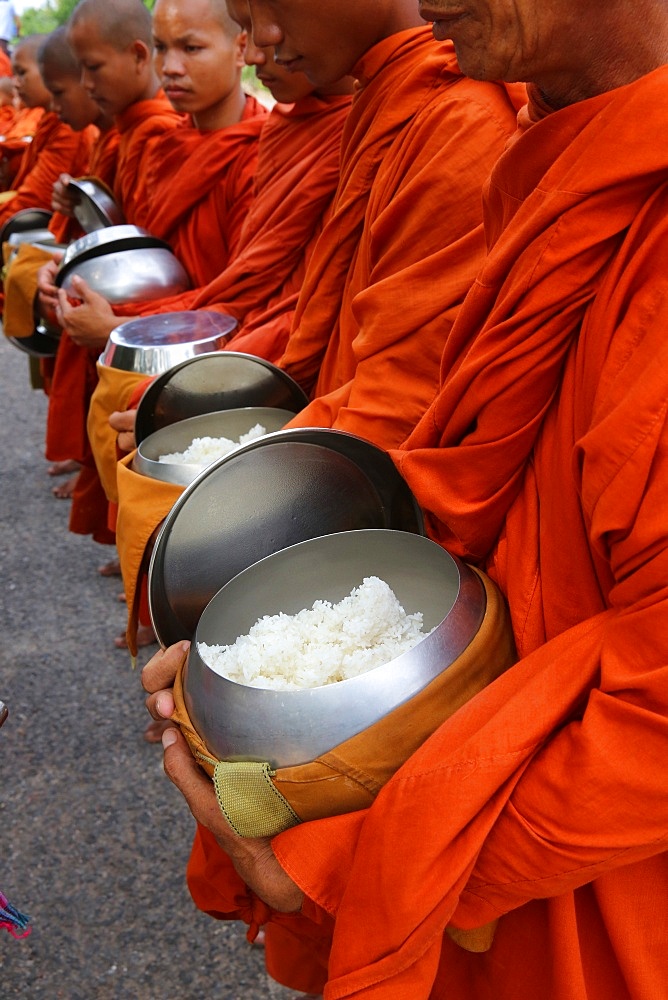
[184,44,204,53]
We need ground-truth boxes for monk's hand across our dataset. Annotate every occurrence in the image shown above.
[162,726,304,913]
[55,275,117,350]
[52,173,77,216]
[109,407,138,454]
[36,253,64,323]
[142,643,304,915]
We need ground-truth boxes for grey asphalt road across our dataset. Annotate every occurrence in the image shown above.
[0,335,305,999]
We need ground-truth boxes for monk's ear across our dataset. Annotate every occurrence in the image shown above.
[235,30,247,70]
[129,39,152,71]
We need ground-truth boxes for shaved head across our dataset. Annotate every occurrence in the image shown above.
[13,34,48,62]
[154,0,242,38]
[70,0,153,50]
[38,27,80,79]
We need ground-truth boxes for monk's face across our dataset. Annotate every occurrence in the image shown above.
[12,48,51,108]
[226,0,314,102]
[153,0,246,127]
[418,0,593,86]
[241,0,397,86]
[41,71,102,131]
[68,20,153,117]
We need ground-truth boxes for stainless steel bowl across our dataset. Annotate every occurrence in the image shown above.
[0,208,53,246]
[132,407,296,485]
[184,529,485,768]
[55,224,190,306]
[134,351,309,444]
[67,176,125,232]
[148,427,424,647]
[98,312,237,375]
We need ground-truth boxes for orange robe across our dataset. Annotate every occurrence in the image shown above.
[188,71,668,998]
[133,95,267,285]
[276,29,523,450]
[111,93,182,225]
[0,105,44,189]
[113,91,354,361]
[0,111,95,226]
[44,126,123,544]
[113,91,353,653]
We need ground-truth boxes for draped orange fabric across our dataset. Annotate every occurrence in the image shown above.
[134,95,267,284]
[0,112,96,226]
[112,92,354,363]
[111,93,182,225]
[0,106,44,189]
[0,104,15,133]
[278,28,524,449]
[113,92,353,653]
[45,126,122,542]
[189,71,668,998]
[184,26,522,990]
[45,125,122,463]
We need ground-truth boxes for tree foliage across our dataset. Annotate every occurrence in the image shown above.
[20,0,155,36]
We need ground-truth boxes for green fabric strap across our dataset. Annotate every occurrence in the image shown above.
[212,760,301,838]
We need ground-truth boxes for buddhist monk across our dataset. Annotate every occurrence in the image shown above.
[0,35,95,228]
[65,0,521,674]
[112,33,354,660]
[142,0,668,996]
[24,28,119,502]
[66,0,182,224]
[30,0,181,571]
[38,0,265,516]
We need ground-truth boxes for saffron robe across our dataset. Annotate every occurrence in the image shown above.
[113,92,354,654]
[0,112,95,227]
[110,93,182,225]
[134,95,267,285]
[0,105,44,190]
[185,26,523,992]
[278,28,524,449]
[189,71,668,999]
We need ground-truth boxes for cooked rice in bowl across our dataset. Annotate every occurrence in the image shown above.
[197,576,432,690]
[158,423,267,466]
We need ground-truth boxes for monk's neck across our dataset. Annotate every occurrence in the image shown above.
[535,14,668,108]
[192,85,247,131]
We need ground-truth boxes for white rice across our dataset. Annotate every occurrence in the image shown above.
[198,576,431,690]
[158,423,267,466]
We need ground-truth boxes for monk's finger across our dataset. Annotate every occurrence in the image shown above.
[141,640,189,694]
[145,689,176,723]
[116,430,136,454]
[161,726,225,832]
[108,408,137,432]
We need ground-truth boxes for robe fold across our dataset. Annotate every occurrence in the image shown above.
[0,112,95,227]
[107,94,354,651]
[111,92,354,357]
[186,71,668,999]
[110,93,182,225]
[134,95,267,284]
[0,106,44,190]
[278,28,524,449]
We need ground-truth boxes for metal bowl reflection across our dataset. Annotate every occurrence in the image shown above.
[132,407,296,485]
[55,225,190,306]
[148,427,424,647]
[184,529,485,768]
[99,312,237,376]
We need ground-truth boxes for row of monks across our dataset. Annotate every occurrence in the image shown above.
[2,0,667,997]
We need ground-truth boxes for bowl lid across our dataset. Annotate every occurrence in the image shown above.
[148,427,425,647]
[0,207,53,246]
[134,351,310,444]
[98,312,237,371]
[67,176,125,232]
[55,225,170,280]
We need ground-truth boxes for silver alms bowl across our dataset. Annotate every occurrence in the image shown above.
[183,529,486,768]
